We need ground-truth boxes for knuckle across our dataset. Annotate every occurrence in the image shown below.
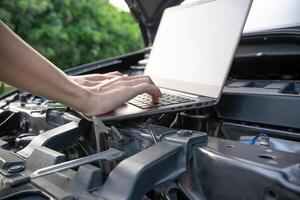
[93,74,102,78]
[82,80,90,85]
[140,82,148,87]
[144,76,153,83]
[113,76,122,81]
[142,83,152,90]
[142,75,150,80]
[118,76,127,81]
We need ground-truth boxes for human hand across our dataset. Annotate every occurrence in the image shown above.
[81,75,162,116]
[69,71,122,87]
[0,20,160,117]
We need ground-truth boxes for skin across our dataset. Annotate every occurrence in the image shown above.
[0,20,161,116]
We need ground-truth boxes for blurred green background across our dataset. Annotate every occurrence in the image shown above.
[0,0,144,95]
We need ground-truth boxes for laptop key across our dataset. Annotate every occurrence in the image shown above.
[128,93,195,109]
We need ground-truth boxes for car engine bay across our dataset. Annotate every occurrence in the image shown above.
[0,33,300,200]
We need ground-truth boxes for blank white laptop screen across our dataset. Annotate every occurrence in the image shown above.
[145,0,252,99]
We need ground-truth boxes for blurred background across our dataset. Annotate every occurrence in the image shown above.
[0,0,144,94]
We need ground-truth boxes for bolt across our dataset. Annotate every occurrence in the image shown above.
[8,165,25,173]
[176,130,193,137]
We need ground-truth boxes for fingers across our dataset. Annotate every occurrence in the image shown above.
[81,73,121,81]
[133,83,161,100]
[84,80,161,116]
[128,75,155,84]
[72,71,122,81]
[106,83,161,106]
[85,71,122,81]
[128,83,162,102]
[70,71,124,87]
[87,71,123,81]
[100,76,153,91]
[105,71,123,76]
[91,75,152,89]
[73,73,152,86]
[85,73,161,103]
[78,80,100,87]
[89,75,161,100]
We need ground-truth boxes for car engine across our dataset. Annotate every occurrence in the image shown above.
[1,71,300,200]
[1,33,300,200]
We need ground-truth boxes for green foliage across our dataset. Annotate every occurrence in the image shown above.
[0,0,144,69]
[0,82,13,95]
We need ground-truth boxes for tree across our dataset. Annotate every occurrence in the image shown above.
[0,83,4,94]
[0,0,144,69]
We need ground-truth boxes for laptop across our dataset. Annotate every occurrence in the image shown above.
[97,0,253,121]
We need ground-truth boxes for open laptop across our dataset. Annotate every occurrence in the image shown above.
[97,0,253,121]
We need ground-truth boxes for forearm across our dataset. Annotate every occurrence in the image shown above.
[0,21,161,116]
[0,21,91,113]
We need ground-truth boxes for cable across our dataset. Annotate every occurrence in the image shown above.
[249,133,269,145]
[0,112,15,128]
[148,126,158,144]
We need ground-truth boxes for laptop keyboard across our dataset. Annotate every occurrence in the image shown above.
[128,93,195,109]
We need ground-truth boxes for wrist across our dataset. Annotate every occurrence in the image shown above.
[73,87,94,115]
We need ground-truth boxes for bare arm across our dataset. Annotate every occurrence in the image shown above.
[0,20,161,116]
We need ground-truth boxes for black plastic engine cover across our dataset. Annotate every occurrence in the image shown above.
[178,137,300,200]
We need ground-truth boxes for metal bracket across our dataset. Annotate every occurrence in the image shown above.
[93,131,207,200]
[17,121,81,158]
[8,148,125,187]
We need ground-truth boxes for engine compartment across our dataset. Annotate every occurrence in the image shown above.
[0,36,300,199]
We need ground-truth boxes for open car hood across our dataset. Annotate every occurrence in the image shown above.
[125,0,300,45]
[125,0,183,45]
